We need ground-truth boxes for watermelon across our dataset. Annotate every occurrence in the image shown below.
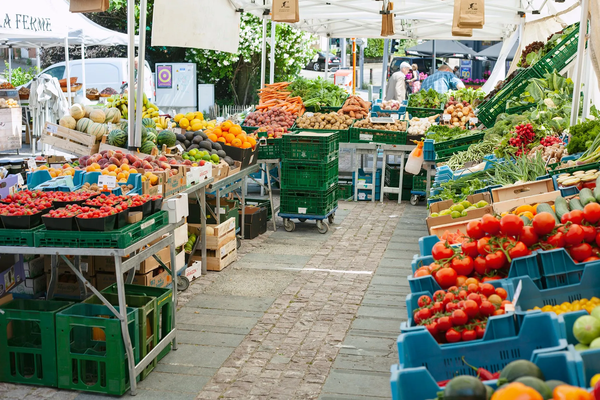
[142,118,156,129]
[108,129,127,147]
[76,117,92,133]
[141,126,148,143]
[146,132,157,144]
[140,141,156,154]
[157,130,177,147]
[120,121,128,132]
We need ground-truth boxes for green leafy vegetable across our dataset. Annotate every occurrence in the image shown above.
[288,77,347,110]
[408,89,445,109]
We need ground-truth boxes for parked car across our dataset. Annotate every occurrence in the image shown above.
[306,52,341,72]
[21,58,156,102]
[387,57,444,78]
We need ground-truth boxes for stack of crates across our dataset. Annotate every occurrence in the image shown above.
[281,131,339,217]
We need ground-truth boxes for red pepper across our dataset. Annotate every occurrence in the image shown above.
[437,379,451,387]
[492,371,501,379]
[461,356,495,381]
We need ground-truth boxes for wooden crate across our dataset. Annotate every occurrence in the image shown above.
[98,134,137,155]
[491,179,555,203]
[493,191,561,215]
[190,238,237,271]
[188,217,236,250]
[41,122,99,156]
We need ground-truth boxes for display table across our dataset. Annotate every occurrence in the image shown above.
[182,177,213,276]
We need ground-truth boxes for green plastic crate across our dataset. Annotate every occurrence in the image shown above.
[280,185,338,216]
[476,67,543,128]
[281,159,339,191]
[349,127,408,145]
[282,131,339,163]
[505,103,536,115]
[430,132,486,152]
[84,293,157,380]
[246,198,272,219]
[0,299,73,387]
[34,211,169,249]
[407,95,444,118]
[338,183,353,200]
[412,171,428,192]
[257,138,282,160]
[56,303,139,396]
[0,225,45,247]
[387,188,413,201]
[101,284,173,362]
[534,23,581,75]
[548,161,600,176]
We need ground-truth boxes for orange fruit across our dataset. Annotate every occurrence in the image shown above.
[247,137,257,147]
[236,133,247,142]
[213,128,223,138]
[91,163,100,170]
[85,166,95,172]
[108,164,117,172]
[242,142,252,149]
[217,137,226,143]
[62,163,70,169]
[117,172,126,180]
[208,133,218,142]
[101,169,109,175]
[108,171,117,177]
[121,164,130,171]
[129,168,137,174]
[225,133,236,143]
[231,138,242,147]
[221,121,232,132]
[229,125,242,136]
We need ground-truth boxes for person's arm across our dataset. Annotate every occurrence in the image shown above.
[408,72,418,83]
[450,76,465,90]
[396,78,406,101]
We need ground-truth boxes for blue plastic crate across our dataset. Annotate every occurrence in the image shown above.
[423,139,436,162]
[82,172,143,196]
[538,248,595,288]
[418,235,439,257]
[426,197,442,207]
[552,174,580,197]
[27,170,84,192]
[408,251,542,294]
[352,168,382,187]
[390,345,583,400]
[559,311,600,387]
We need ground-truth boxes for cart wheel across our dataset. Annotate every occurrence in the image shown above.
[328,213,335,224]
[410,195,420,206]
[177,275,190,291]
[237,237,242,249]
[316,220,329,234]
[298,218,307,223]
[284,218,295,232]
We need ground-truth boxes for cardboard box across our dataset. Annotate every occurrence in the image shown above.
[142,172,166,196]
[0,255,25,297]
[43,255,94,276]
[491,179,555,203]
[0,108,22,152]
[175,249,186,274]
[0,293,13,306]
[164,168,187,198]
[182,261,202,281]
[48,270,95,299]
[427,193,493,233]
[128,211,143,224]
[96,268,172,291]
[23,256,45,278]
[94,246,170,274]
[493,191,562,215]
[174,223,189,247]
[189,238,237,271]
[162,192,189,223]
[240,206,267,239]
[10,274,46,297]
[0,174,19,199]
[212,161,230,182]
[227,161,241,177]
[186,164,212,185]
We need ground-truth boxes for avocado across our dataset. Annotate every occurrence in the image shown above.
[217,150,227,158]
[199,132,208,140]
[183,139,191,148]
[187,144,199,151]
[176,133,186,142]
[184,132,194,141]
[212,142,222,151]
[193,130,203,136]
[223,156,235,166]
[192,135,203,144]
[199,141,213,150]
[210,149,218,155]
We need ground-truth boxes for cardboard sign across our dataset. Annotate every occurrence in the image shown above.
[272,0,300,22]
[458,0,485,29]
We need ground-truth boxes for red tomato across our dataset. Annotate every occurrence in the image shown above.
[485,250,507,270]
[451,309,468,326]
[479,300,496,316]
[547,232,565,248]
[417,295,432,307]
[461,329,477,342]
[532,212,556,236]
[432,241,455,261]
[446,302,459,313]
[443,292,456,305]
[435,268,457,289]
[480,283,496,298]
[437,316,452,332]
[481,214,501,235]
[495,288,508,300]
[414,269,431,277]
[583,256,600,263]
[482,276,502,282]
[467,283,479,294]
[463,299,479,318]
[508,241,530,259]
[564,224,585,245]
[500,214,524,237]
[416,308,432,322]
[519,226,539,248]
[425,322,438,336]
[461,241,479,258]
[494,309,506,316]
[475,325,486,339]
[466,220,486,240]
[456,275,468,287]
[584,202,600,224]
[446,328,462,343]
[569,210,585,225]
[561,212,571,224]
[582,225,597,243]
[458,290,469,300]
[477,237,491,255]
[450,256,474,276]
[473,256,489,276]
[433,290,446,302]
[570,242,593,262]
[467,292,482,306]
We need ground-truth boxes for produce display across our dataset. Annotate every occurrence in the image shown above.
[106,93,159,123]
[353,119,407,132]
[442,98,476,129]
[181,148,228,166]
[378,100,402,111]
[86,88,100,98]
[294,112,353,130]
[407,117,435,135]
[0,98,19,108]
[531,298,600,316]
[0,82,14,89]
[570,311,600,351]
[556,170,598,191]
[429,198,490,218]
[100,87,118,96]
[337,95,371,119]
[59,103,117,144]
[242,107,296,130]
[18,87,30,99]
[408,88,444,109]
[288,77,347,110]
[173,111,213,131]
[518,24,579,68]
[256,82,305,116]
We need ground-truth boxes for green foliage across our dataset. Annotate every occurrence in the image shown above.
[407,88,445,109]
[288,77,347,109]
[426,126,479,142]
[4,62,39,87]
[448,88,486,105]
[364,39,385,58]
[567,119,600,154]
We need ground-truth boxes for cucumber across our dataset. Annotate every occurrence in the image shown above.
[595,176,600,202]
[536,203,560,224]
[554,196,570,221]
[569,198,584,211]
[579,188,596,206]
[519,215,531,226]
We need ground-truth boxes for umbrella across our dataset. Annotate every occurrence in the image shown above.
[475,41,519,61]
[406,40,476,59]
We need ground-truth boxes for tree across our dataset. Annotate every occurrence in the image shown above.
[186,13,315,105]
[364,39,385,59]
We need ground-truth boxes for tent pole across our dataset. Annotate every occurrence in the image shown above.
[260,17,267,89]
[65,38,71,106]
[582,49,592,119]
[127,0,136,150]
[570,0,589,127]
[81,43,86,101]
[359,42,365,90]
[381,39,389,100]
[432,40,436,74]
[7,46,12,84]
[341,39,347,68]
[36,48,41,70]
[135,0,148,151]
[352,38,356,95]
[269,21,276,84]
[324,38,329,81]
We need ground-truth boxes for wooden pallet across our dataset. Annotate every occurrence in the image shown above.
[41,122,98,156]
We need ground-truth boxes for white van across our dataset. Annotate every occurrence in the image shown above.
[32,58,155,103]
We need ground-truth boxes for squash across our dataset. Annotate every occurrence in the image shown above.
[104,108,121,124]
[70,104,85,120]
[59,115,76,130]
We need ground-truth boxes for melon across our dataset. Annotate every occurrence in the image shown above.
[157,130,177,147]
[89,109,106,123]
[70,104,85,120]
[76,117,92,133]
[146,132,157,144]
[87,122,108,139]
[108,129,128,148]
[59,115,77,130]
[84,106,94,118]
[140,141,156,154]
[104,108,121,124]
[142,118,156,129]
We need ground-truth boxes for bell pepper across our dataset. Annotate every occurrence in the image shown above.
[553,385,594,400]
[491,382,543,400]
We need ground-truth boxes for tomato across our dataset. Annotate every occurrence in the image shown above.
[485,250,507,270]
[451,309,468,326]
[473,256,488,276]
[561,212,571,224]
[456,275,468,287]
[463,299,479,318]
[443,292,456,305]
[570,242,593,262]
[583,256,600,263]
[467,292,482,306]
[437,316,452,332]
[519,226,539,248]
[431,301,444,314]
[479,300,496,316]
[446,302,459,313]
[564,224,585,245]
[508,241,530,259]
[416,308,432,322]
[477,237,491,255]
[465,277,479,286]
[425,322,438,336]
[414,269,431,277]
[432,241,455,261]
[461,329,477,342]
[450,256,474,276]
[569,210,585,225]
[433,290,446,302]
[481,214,501,235]
[458,290,469,300]
[461,241,479,258]
[435,268,457,289]
[448,286,458,293]
[467,283,479,294]
[417,295,432,307]
[466,220,485,240]
[547,232,565,248]
[494,309,506,316]
[584,202,600,224]
[582,225,597,243]
[495,288,508,300]
[532,212,556,236]
[500,214,524,237]
[480,283,495,298]
[446,328,462,343]
[482,275,501,282]
[475,325,486,339]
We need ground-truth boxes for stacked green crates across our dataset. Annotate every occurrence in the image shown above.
[281,131,339,216]
[385,164,413,201]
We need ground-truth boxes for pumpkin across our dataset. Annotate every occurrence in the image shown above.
[89,109,106,124]
[70,104,85,120]
[59,115,76,129]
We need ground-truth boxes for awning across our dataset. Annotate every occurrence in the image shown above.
[475,41,519,61]
[406,40,476,59]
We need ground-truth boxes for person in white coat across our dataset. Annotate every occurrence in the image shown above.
[385,62,411,102]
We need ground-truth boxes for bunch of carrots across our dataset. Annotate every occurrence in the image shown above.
[256,82,306,116]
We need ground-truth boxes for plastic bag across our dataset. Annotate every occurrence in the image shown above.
[405,141,424,175]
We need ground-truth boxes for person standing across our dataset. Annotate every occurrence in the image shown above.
[421,64,465,94]
[408,63,421,93]
[453,66,461,77]
[385,62,411,102]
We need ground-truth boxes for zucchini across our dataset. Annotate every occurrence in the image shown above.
[569,198,584,211]
[554,196,570,220]
[536,203,560,223]
[579,188,596,206]
[595,176,600,202]
[520,215,531,226]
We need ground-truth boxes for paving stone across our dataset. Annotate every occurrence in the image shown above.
[159,344,234,368]
[321,369,392,398]
[154,364,219,377]
[176,330,245,347]
[137,372,211,393]
[332,354,398,373]
[185,295,275,312]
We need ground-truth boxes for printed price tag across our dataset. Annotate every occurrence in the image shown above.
[27,159,37,170]
[17,174,24,186]
[50,164,62,169]
[176,144,185,153]
[505,280,522,312]
[98,175,117,189]
[359,134,374,141]
[442,114,451,122]
[46,124,58,134]
[469,117,479,125]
